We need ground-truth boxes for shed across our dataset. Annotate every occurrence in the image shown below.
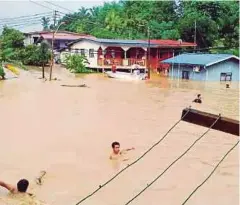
[162,53,239,81]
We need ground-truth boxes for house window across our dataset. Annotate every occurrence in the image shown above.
[220,72,232,81]
[80,49,85,56]
[74,49,79,54]
[89,49,94,58]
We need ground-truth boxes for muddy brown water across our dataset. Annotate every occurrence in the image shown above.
[0,67,239,205]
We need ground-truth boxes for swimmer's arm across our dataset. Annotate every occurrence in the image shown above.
[0,180,16,193]
[120,147,135,154]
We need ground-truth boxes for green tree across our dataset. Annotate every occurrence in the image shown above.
[0,27,25,61]
[56,0,239,50]
[0,64,5,80]
[41,17,51,31]
[65,54,91,73]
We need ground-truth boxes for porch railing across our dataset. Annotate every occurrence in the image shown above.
[97,58,146,67]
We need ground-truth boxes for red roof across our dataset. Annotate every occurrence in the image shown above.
[148,39,196,47]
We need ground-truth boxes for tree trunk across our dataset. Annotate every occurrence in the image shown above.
[42,63,45,79]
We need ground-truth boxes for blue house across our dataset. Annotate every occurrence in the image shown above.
[162,53,239,81]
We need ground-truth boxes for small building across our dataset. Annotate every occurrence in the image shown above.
[162,53,239,81]
[60,37,196,72]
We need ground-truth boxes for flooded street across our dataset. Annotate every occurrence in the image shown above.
[0,67,239,205]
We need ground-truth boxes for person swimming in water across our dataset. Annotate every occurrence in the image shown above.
[0,179,29,194]
[109,141,135,160]
[193,94,202,104]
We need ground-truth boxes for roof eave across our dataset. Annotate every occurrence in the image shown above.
[205,55,240,67]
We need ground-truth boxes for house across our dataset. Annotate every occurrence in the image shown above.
[60,37,196,72]
[162,53,239,81]
[23,31,94,50]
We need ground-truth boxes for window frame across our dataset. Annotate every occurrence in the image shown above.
[220,72,232,81]
[80,49,85,56]
[89,49,94,58]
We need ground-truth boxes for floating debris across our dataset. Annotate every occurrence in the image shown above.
[61,84,88,88]
[35,170,47,185]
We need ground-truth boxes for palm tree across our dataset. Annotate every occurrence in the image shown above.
[105,10,123,32]
[41,17,50,31]
[78,7,90,18]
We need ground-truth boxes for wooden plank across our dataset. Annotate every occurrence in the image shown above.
[181,108,239,136]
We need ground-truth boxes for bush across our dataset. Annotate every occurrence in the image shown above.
[19,44,51,66]
[65,54,92,73]
[0,65,5,79]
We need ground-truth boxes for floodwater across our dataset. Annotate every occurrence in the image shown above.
[0,67,239,205]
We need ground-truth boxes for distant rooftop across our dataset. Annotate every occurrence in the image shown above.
[149,39,196,47]
[24,30,95,40]
[162,53,239,67]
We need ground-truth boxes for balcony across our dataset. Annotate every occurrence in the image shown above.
[97,58,146,67]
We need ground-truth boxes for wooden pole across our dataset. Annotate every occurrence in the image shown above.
[49,31,54,81]
[147,26,150,79]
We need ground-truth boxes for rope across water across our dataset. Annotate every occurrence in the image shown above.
[181,140,239,205]
[75,108,191,205]
[124,115,221,205]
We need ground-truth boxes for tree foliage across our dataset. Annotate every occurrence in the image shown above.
[0,27,51,67]
[0,27,25,61]
[0,64,5,79]
[41,17,51,31]
[58,0,238,50]
[65,54,91,73]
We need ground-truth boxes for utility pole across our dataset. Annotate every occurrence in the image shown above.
[49,10,58,81]
[53,10,57,28]
[194,20,197,50]
[147,25,151,79]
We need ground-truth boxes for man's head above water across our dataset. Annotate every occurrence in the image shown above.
[0,178,29,193]
[111,141,120,154]
[17,179,29,192]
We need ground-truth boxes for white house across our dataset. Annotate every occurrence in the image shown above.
[60,37,196,72]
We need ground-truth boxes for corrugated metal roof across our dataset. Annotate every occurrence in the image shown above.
[149,39,196,47]
[68,37,159,47]
[96,38,146,44]
[162,53,239,67]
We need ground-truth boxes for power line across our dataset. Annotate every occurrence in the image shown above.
[124,115,221,205]
[74,108,191,205]
[29,0,54,11]
[0,12,52,21]
[181,140,239,205]
[0,20,43,28]
[0,15,52,26]
[44,1,74,13]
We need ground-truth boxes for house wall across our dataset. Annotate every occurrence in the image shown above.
[70,40,101,68]
[207,59,239,81]
[169,65,207,81]
[24,35,32,46]
[169,59,239,81]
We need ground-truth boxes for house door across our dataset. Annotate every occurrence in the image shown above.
[182,71,189,80]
